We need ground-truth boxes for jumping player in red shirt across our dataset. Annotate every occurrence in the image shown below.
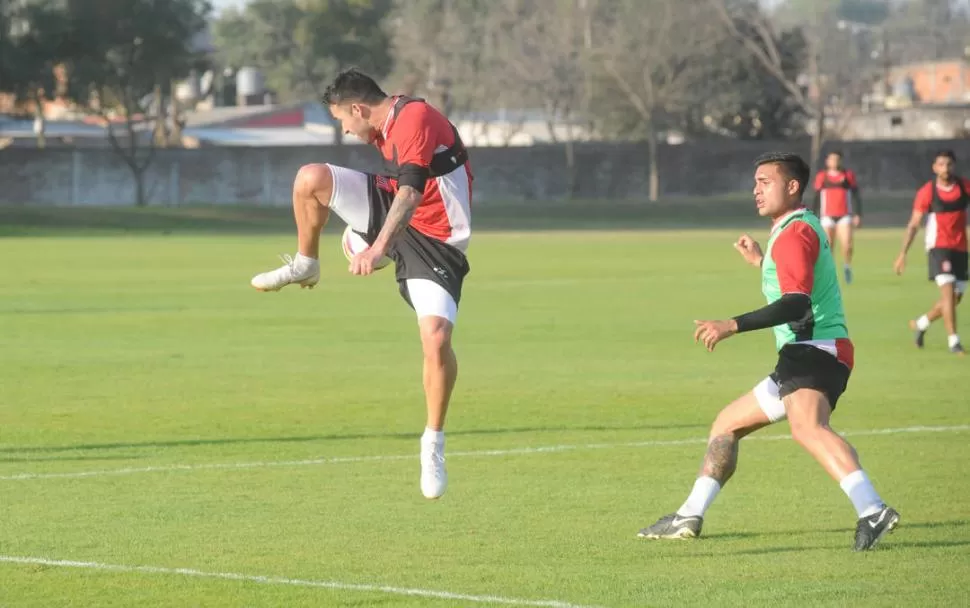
[250,69,474,497]
[895,149,968,355]
[813,151,862,285]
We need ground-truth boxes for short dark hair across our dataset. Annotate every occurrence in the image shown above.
[754,152,810,197]
[935,149,956,162]
[827,150,843,158]
[321,68,387,106]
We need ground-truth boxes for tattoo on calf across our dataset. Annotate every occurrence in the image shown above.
[701,434,739,484]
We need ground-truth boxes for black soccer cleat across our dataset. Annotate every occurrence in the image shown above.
[853,506,900,551]
[950,343,966,356]
[638,513,703,540]
[909,320,925,349]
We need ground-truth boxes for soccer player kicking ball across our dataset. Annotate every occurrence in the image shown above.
[638,153,899,551]
[895,149,968,355]
[250,69,473,499]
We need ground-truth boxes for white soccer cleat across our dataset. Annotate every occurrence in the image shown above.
[420,438,447,499]
[250,254,320,292]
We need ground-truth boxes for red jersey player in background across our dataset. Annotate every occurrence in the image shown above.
[813,151,862,285]
[894,149,968,355]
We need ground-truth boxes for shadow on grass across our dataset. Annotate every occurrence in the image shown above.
[0,422,710,457]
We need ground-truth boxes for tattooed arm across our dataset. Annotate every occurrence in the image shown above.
[371,185,423,254]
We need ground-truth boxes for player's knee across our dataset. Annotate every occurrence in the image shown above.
[709,411,744,440]
[419,318,453,362]
[789,418,824,448]
[295,163,333,203]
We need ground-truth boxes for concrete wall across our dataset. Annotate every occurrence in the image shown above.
[3,138,970,205]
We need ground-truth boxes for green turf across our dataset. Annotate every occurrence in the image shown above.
[0,192,916,236]
[1,223,968,607]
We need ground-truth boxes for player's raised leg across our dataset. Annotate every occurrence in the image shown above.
[783,388,899,551]
[638,384,777,539]
[251,163,334,291]
[938,280,964,353]
[408,279,460,499]
[836,219,854,284]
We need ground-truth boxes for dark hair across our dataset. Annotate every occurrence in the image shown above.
[935,149,956,162]
[827,150,843,158]
[321,68,387,106]
[754,152,810,197]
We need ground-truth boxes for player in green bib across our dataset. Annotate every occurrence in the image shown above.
[638,153,899,551]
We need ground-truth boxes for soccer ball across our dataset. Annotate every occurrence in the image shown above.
[341,225,392,270]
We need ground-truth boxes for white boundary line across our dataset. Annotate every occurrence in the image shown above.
[1,424,967,482]
[0,555,599,608]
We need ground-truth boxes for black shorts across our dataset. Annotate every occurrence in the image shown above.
[769,344,851,410]
[359,175,470,309]
[927,248,969,282]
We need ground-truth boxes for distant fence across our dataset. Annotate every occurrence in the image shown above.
[2,138,969,205]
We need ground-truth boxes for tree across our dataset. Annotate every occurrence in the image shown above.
[0,0,72,147]
[679,22,805,140]
[386,0,509,119]
[212,0,391,144]
[710,0,865,170]
[491,0,593,195]
[66,0,210,206]
[590,0,721,201]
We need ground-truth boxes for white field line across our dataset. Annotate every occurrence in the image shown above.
[0,555,600,608]
[1,424,967,482]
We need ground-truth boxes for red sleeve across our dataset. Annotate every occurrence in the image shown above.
[846,170,858,188]
[813,171,825,190]
[913,183,932,213]
[390,104,438,169]
[771,222,819,295]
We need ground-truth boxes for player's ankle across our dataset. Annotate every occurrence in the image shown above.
[948,334,961,348]
[422,428,444,444]
[916,315,931,331]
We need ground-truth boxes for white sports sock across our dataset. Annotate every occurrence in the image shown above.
[293,252,317,270]
[422,428,445,445]
[916,315,931,331]
[676,476,721,518]
[948,334,961,348]
[839,470,884,518]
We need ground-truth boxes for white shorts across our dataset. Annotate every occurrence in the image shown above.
[819,215,853,229]
[934,274,969,294]
[405,278,458,324]
[326,164,373,233]
[753,376,787,423]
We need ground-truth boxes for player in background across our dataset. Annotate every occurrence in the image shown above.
[813,151,862,284]
[895,149,968,355]
[638,153,898,552]
[250,69,474,498]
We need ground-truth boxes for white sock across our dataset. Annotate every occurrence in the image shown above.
[844,263,851,270]
[839,470,884,518]
[676,476,721,518]
[916,315,931,331]
[948,334,961,348]
[421,428,444,445]
[293,252,317,270]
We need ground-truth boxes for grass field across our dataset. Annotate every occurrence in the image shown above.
[1,206,968,607]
